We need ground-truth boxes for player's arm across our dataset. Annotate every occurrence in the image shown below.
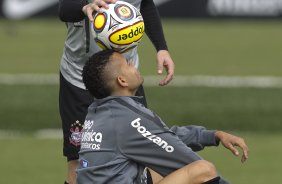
[141,0,174,86]
[215,131,249,163]
[58,0,88,22]
[170,125,219,151]
[58,0,117,22]
[171,125,249,162]
[140,0,168,51]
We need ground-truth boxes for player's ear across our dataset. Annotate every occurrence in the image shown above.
[117,76,128,87]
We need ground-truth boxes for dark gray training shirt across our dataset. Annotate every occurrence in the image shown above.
[77,96,221,184]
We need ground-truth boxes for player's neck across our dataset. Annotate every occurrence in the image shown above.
[111,90,135,97]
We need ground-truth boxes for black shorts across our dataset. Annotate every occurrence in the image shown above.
[59,73,147,161]
[59,73,93,161]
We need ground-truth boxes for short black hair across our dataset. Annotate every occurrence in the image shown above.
[82,49,115,99]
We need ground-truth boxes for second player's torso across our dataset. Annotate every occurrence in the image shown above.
[60,0,143,89]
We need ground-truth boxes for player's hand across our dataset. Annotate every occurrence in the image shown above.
[156,50,175,86]
[82,0,117,22]
[215,131,249,163]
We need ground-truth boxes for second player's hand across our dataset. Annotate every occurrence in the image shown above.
[82,0,117,22]
[156,50,175,86]
[215,131,249,163]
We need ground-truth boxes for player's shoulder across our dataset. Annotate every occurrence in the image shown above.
[90,96,156,123]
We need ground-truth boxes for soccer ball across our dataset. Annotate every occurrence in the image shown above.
[92,1,145,53]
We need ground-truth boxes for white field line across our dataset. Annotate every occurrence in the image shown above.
[1,74,282,88]
[35,129,63,139]
[146,75,282,88]
[0,129,63,139]
[0,129,25,139]
[0,74,58,85]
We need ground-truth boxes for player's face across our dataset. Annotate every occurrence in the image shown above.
[113,53,144,90]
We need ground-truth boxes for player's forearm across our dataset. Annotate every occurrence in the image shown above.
[140,0,168,51]
[170,125,219,151]
[58,0,87,22]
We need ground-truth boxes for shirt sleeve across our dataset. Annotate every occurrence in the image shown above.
[170,125,220,152]
[58,0,87,22]
[116,116,203,177]
[140,0,168,51]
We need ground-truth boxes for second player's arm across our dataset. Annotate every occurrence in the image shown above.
[141,0,175,85]
[58,0,87,22]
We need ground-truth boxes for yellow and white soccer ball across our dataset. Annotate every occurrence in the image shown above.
[92,1,145,53]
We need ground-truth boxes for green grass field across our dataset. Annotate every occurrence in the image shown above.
[0,18,282,131]
[1,85,282,132]
[1,18,282,183]
[1,19,282,76]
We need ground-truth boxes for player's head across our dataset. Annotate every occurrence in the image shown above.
[83,50,143,99]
